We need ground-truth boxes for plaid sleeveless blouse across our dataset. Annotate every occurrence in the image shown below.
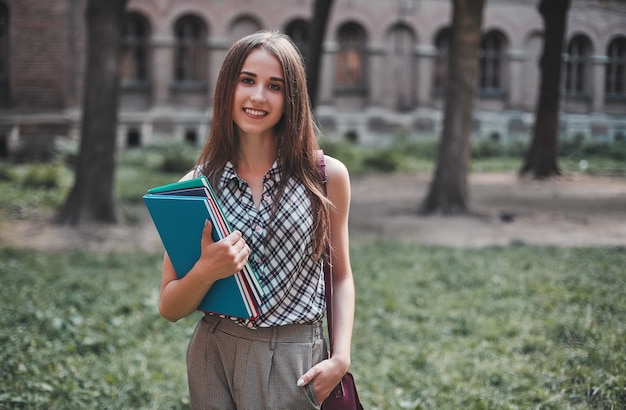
[214,161,325,328]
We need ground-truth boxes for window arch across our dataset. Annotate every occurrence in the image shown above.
[229,16,260,42]
[173,14,207,85]
[564,34,592,97]
[121,12,151,87]
[335,22,368,95]
[606,36,626,99]
[478,30,506,95]
[433,27,450,96]
[284,19,309,61]
[0,2,9,107]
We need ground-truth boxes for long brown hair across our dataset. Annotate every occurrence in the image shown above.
[196,30,330,259]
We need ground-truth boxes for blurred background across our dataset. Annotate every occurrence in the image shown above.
[1,1,626,408]
[1,0,624,158]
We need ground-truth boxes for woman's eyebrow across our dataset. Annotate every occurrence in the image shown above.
[240,71,285,83]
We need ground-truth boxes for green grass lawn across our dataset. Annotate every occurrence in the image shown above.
[1,142,625,408]
[1,244,624,409]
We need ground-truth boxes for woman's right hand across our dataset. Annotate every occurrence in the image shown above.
[158,219,251,322]
[194,220,251,284]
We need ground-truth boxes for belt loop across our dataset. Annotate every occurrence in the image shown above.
[205,314,220,333]
[269,326,278,351]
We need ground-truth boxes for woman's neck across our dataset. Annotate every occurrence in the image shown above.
[235,140,278,209]
[236,134,278,176]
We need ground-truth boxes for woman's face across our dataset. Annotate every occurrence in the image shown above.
[232,48,286,140]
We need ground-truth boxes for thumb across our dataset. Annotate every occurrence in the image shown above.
[201,219,216,246]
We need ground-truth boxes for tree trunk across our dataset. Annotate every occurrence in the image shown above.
[56,0,127,225]
[419,0,485,215]
[520,0,570,179]
[306,0,333,108]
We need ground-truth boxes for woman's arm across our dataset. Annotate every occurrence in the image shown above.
[157,171,251,322]
[325,155,355,370]
[298,155,355,402]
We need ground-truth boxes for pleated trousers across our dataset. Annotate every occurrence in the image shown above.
[187,314,326,410]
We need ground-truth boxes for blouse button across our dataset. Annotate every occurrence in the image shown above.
[263,195,269,202]
[255,225,261,231]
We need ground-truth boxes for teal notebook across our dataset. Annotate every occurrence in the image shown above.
[144,177,264,319]
[146,176,264,304]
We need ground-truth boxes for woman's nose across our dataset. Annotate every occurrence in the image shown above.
[250,86,266,103]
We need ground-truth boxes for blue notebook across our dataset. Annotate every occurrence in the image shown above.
[144,185,262,319]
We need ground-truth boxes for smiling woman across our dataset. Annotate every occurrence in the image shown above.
[156,30,356,409]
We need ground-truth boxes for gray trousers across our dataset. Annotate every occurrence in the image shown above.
[187,314,327,410]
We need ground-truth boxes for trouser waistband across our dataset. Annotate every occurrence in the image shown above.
[202,314,324,346]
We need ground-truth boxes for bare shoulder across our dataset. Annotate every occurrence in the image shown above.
[324,155,351,207]
[324,155,350,184]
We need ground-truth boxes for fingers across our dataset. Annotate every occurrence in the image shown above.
[297,367,325,404]
[297,366,322,387]
[224,231,250,260]
[298,360,345,404]
[203,221,247,254]
[223,229,243,244]
[222,230,248,255]
[202,223,250,264]
[199,220,250,278]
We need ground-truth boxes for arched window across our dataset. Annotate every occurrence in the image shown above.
[479,30,506,95]
[174,15,207,85]
[606,36,626,99]
[285,19,309,61]
[433,27,450,96]
[565,35,592,97]
[335,22,367,95]
[0,2,9,107]
[121,12,151,87]
[229,16,260,43]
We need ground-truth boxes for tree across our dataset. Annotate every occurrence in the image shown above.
[306,0,334,108]
[520,0,571,178]
[56,0,128,225]
[419,0,486,215]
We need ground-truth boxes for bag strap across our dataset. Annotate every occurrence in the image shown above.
[316,149,335,355]
[319,150,363,408]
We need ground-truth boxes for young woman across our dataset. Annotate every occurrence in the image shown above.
[158,30,355,409]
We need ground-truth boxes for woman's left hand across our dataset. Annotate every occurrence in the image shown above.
[297,356,350,403]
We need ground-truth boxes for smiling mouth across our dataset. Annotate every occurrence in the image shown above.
[244,108,267,117]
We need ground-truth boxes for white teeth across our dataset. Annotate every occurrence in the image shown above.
[245,108,266,116]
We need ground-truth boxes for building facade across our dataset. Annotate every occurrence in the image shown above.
[0,0,625,156]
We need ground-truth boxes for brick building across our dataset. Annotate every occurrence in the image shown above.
[0,0,625,156]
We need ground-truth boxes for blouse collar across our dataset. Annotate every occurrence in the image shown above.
[221,160,282,190]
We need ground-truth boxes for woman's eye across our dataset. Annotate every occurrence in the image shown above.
[269,83,281,91]
[242,77,254,85]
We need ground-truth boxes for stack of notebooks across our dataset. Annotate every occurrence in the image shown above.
[143,177,265,319]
